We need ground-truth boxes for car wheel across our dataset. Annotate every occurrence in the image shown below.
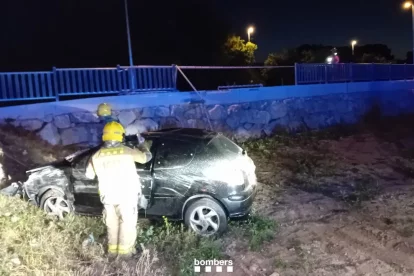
[184,198,227,237]
[40,189,73,220]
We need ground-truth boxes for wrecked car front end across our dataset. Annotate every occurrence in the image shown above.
[1,158,74,208]
[23,165,74,205]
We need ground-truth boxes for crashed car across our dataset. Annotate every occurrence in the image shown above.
[2,128,257,236]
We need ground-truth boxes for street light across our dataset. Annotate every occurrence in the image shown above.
[351,40,357,55]
[247,26,254,42]
[404,1,414,64]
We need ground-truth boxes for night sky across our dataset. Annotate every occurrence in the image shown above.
[220,0,414,61]
[1,0,413,70]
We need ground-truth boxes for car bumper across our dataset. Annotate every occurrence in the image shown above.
[221,185,256,218]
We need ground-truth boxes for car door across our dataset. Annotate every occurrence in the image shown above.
[146,138,197,217]
[134,138,157,211]
[70,147,102,212]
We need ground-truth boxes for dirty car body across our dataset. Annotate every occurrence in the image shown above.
[17,128,257,236]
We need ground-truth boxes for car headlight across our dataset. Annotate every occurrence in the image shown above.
[203,163,245,186]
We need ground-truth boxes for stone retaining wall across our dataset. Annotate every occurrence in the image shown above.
[1,91,387,146]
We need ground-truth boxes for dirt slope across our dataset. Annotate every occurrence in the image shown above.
[208,117,414,276]
[0,124,82,188]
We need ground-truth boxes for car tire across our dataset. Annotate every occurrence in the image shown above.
[40,189,73,220]
[184,198,228,237]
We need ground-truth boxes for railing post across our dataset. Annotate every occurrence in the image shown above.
[172,64,178,90]
[349,63,353,82]
[294,63,298,85]
[128,66,137,93]
[116,64,123,92]
[52,67,59,102]
[324,64,328,83]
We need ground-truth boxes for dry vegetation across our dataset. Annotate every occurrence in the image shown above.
[0,195,166,276]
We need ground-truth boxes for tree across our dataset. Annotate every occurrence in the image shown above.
[405,51,413,64]
[264,49,298,66]
[223,35,258,65]
[300,50,316,63]
[359,53,389,63]
[261,49,298,86]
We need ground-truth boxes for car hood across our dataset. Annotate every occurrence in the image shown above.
[26,159,70,174]
[25,147,92,174]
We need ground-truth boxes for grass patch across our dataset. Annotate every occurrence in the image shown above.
[230,214,278,251]
[137,216,223,276]
[274,258,289,269]
[393,158,414,178]
[348,175,381,203]
[0,195,166,276]
[0,195,105,275]
[242,133,340,189]
[398,225,414,237]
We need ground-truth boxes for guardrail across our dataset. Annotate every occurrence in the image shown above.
[0,71,55,101]
[0,66,177,102]
[295,63,414,84]
[1,63,414,102]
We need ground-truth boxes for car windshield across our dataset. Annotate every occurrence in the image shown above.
[207,134,242,155]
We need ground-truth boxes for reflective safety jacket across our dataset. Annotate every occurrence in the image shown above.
[85,144,152,205]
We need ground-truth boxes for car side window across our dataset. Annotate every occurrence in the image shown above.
[154,139,196,169]
[71,148,98,179]
[135,139,155,170]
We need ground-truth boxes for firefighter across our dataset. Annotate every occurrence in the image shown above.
[85,121,152,259]
[97,103,120,124]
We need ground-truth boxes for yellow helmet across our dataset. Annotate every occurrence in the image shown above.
[102,121,125,142]
[97,103,112,117]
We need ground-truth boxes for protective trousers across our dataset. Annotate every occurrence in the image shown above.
[103,204,138,256]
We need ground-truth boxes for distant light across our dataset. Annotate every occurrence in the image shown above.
[334,52,338,55]
[247,26,254,34]
[404,1,412,9]
[351,40,357,46]
[327,57,333,63]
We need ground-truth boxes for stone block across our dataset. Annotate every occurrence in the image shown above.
[60,127,89,145]
[20,119,43,131]
[53,114,71,129]
[71,112,100,123]
[118,110,137,126]
[38,123,61,145]
[155,106,170,117]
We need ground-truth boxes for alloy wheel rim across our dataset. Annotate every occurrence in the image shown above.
[189,206,220,236]
[43,197,71,220]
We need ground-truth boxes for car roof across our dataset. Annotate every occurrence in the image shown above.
[142,128,218,142]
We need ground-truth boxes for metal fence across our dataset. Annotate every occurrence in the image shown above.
[0,71,55,101]
[295,63,414,84]
[0,65,177,102]
[1,63,414,102]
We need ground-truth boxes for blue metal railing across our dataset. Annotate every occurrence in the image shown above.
[0,71,55,101]
[1,64,414,102]
[295,63,414,84]
[0,65,177,102]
